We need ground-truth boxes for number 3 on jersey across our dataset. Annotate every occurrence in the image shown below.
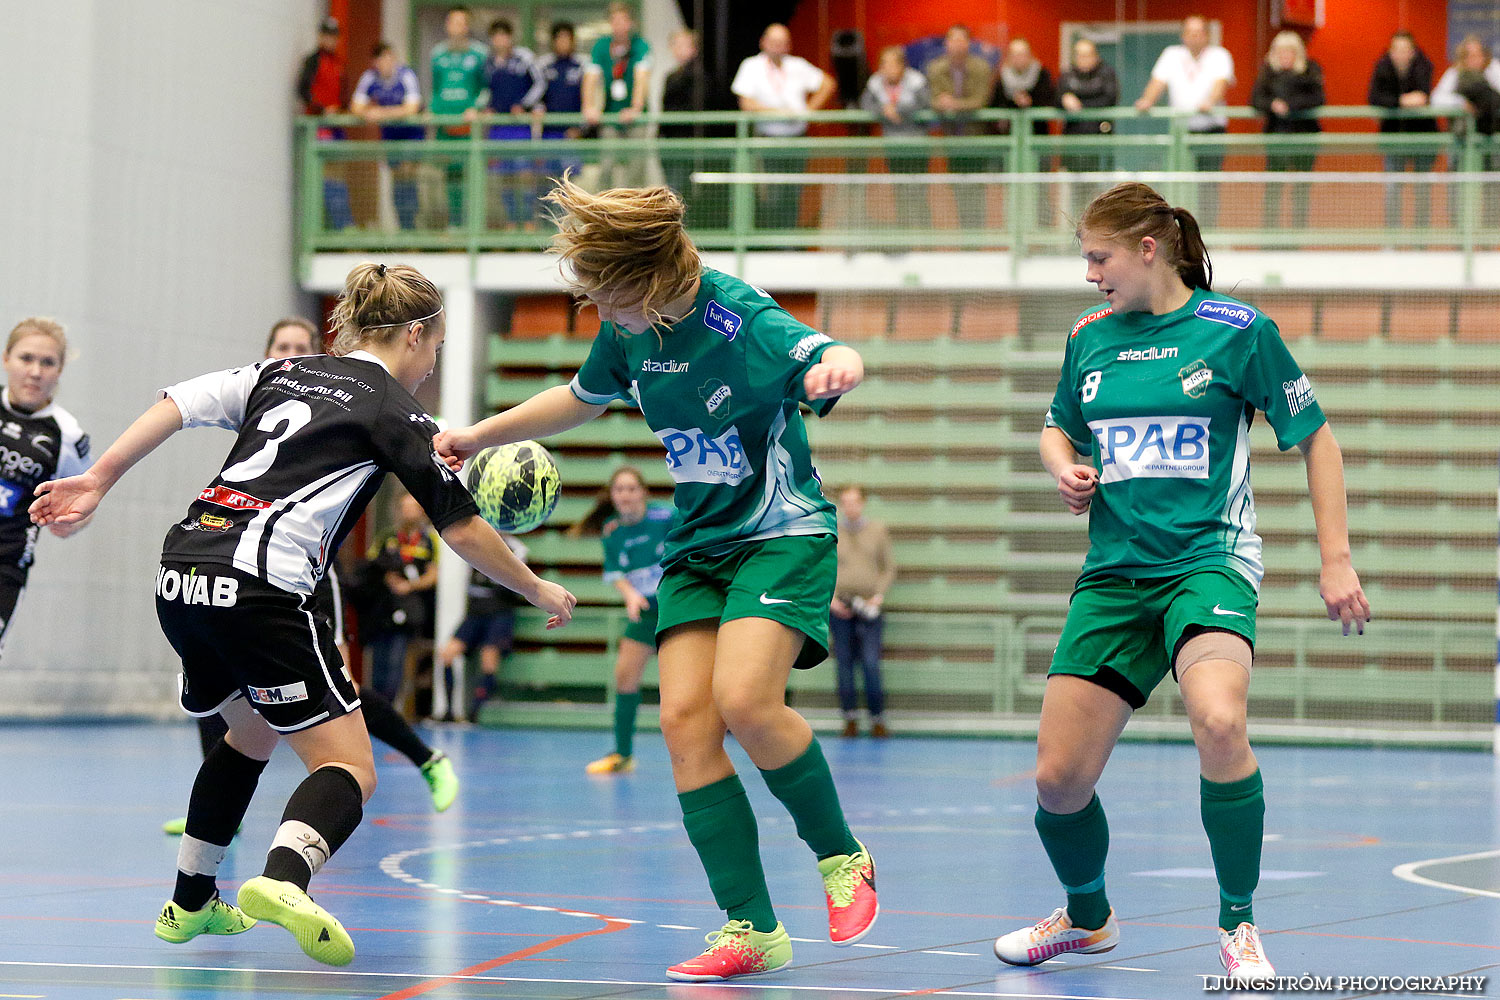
[220,400,313,482]
[1080,370,1102,403]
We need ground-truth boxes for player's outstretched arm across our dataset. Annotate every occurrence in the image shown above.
[442,514,578,628]
[804,345,864,400]
[1298,423,1371,635]
[30,397,184,526]
[434,385,606,471]
[1039,426,1097,516]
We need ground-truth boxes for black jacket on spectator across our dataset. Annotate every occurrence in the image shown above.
[991,65,1056,136]
[1368,50,1438,133]
[1057,62,1119,135]
[1251,60,1325,133]
[662,59,733,138]
[1456,70,1500,134]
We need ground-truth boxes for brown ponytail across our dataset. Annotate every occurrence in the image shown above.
[1079,182,1213,292]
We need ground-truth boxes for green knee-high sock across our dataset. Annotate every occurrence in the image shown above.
[1035,794,1111,930]
[759,737,860,860]
[1201,769,1264,931]
[613,691,641,758]
[679,774,777,932]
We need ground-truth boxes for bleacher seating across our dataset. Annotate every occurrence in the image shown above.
[486,289,1498,731]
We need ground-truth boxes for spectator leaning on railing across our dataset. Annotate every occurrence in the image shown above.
[1135,16,1234,226]
[1251,31,1324,231]
[860,46,932,228]
[1057,38,1118,179]
[926,24,993,229]
[991,38,1055,137]
[351,43,424,231]
[481,18,545,229]
[534,22,586,185]
[661,29,731,229]
[731,23,836,231]
[431,5,489,227]
[297,17,352,230]
[584,1,651,189]
[1368,31,1437,230]
[1433,34,1500,226]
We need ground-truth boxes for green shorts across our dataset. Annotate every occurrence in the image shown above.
[1050,567,1257,709]
[655,533,836,671]
[621,598,659,648]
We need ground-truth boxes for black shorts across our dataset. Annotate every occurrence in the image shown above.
[453,610,514,652]
[156,561,359,733]
[313,566,346,647]
[0,568,28,656]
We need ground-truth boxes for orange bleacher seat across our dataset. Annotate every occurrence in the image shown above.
[954,294,1019,340]
[570,302,602,339]
[1455,295,1500,343]
[1258,295,1316,341]
[778,292,819,330]
[1387,299,1451,342]
[508,295,573,339]
[891,294,955,341]
[1317,298,1382,342]
[823,294,889,340]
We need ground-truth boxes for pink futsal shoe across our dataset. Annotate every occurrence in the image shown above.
[665,919,792,981]
[994,906,1119,965]
[818,840,879,945]
[1220,922,1276,986]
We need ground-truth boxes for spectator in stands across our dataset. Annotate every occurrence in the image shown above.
[1369,32,1437,230]
[298,17,352,231]
[1434,34,1500,226]
[860,46,931,229]
[482,18,545,229]
[661,29,731,229]
[1058,38,1118,169]
[831,485,894,740]
[584,1,651,189]
[992,38,1055,137]
[1135,16,1235,226]
[431,6,489,227]
[535,22,586,188]
[732,23,837,231]
[351,43,424,230]
[1252,31,1324,231]
[927,24,993,229]
[363,493,439,705]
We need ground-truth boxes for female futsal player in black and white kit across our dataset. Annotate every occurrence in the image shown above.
[164,317,459,836]
[32,264,576,966]
[0,317,92,653]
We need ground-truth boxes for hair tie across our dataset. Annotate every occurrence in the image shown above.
[375,263,387,278]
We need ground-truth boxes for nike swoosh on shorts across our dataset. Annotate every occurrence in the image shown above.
[759,594,793,605]
[1212,604,1247,617]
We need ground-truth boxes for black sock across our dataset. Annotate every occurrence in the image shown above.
[263,766,364,891]
[196,713,229,758]
[172,740,269,910]
[357,685,432,766]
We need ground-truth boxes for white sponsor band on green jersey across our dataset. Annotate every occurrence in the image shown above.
[1046,288,1326,590]
[602,501,672,597]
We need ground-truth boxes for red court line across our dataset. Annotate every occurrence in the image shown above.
[373,918,631,1000]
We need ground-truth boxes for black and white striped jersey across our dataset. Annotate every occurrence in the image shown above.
[160,350,477,596]
[0,389,91,574]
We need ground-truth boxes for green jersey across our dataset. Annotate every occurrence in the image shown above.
[430,41,488,114]
[602,501,673,597]
[1046,288,1326,590]
[571,268,841,567]
[588,34,651,112]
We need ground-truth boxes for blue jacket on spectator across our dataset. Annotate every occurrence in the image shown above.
[486,47,545,140]
[353,65,424,140]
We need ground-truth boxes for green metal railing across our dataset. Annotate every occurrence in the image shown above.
[296,105,1498,262]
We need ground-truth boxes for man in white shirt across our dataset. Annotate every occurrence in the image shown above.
[1135,16,1235,224]
[732,23,837,230]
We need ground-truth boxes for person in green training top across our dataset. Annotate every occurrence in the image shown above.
[435,176,878,982]
[583,2,651,189]
[570,465,671,774]
[992,181,1371,988]
[431,5,489,226]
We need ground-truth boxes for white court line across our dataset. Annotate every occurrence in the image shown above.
[0,960,1155,999]
[1097,966,1158,973]
[1391,848,1500,900]
[923,950,980,956]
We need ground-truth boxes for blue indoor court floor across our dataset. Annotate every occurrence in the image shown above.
[2,723,1497,1000]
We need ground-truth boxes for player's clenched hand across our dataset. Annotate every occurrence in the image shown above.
[432,427,479,472]
[624,591,650,623]
[533,579,578,629]
[1320,558,1370,636]
[30,472,106,526]
[1056,464,1098,515]
[804,361,861,400]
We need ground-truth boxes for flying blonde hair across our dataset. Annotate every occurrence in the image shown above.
[542,174,701,331]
